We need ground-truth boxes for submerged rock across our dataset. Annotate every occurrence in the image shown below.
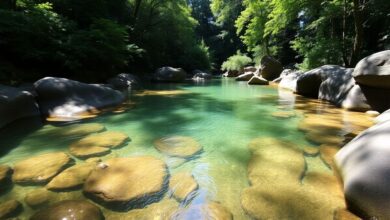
[335,119,390,218]
[271,111,296,119]
[0,85,40,129]
[152,67,187,83]
[12,152,72,184]
[305,131,345,145]
[25,189,52,208]
[0,199,22,219]
[154,136,202,158]
[320,145,340,169]
[30,200,104,220]
[47,161,98,190]
[83,156,168,210]
[69,131,129,159]
[352,50,390,112]
[169,172,198,202]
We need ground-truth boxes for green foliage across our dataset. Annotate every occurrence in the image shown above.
[221,52,252,71]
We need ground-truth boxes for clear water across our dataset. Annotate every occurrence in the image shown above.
[0,79,371,219]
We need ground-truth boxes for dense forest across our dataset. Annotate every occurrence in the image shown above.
[0,0,389,83]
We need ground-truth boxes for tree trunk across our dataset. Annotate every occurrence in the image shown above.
[342,0,349,66]
[349,0,364,67]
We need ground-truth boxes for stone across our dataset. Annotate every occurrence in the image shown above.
[30,200,104,220]
[244,66,257,73]
[278,70,302,92]
[365,110,380,116]
[192,70,213,80]
[341,85,371,111]
[0,165,12,186]
[375,109,390,123]
[33,123,105,138]
[0,200,22,219]
[25,189,51,208]
[34,77,125,119]
[259,56,283,81]
[106,199,178,220]
[235,72,254,81]
[305,132,345,145]
[297,65,347,98]
[352,50,390,112]
[334,208,361,220]
[69,131,129,159]
[320,145,340,169]
[247,75,269,85]
[335,120,390,219]
[107,73,141,90]
[173,202,233,220]
[12,152,72,184]
[303,146,320,156]
[154,136,202,158]
[83,156,168,210]
[46,161,98,190]
[0,84,40,129]
[152,67,186,82]
[169,172,198,202]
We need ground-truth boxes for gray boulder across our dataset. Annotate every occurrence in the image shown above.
[153,67,186,82]
[236,72,254,81]
[248,76,269,85]
[244,66,257,73]
[34,77,125,118]
[192,70,213,80]
[278,70,302,92]
[335,120,390,219]
[341,85,371,111]
[375,109,390,124]
[352,50,390,112]
[297,65,347,98]
[107,73,141,90]
[0,85,40,128]
[260,56,283,81]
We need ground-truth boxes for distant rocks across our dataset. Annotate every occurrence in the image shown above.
[352,50,390,112]
[69,131,129,159]
[154,136,202,158]
[30,200,104,220]
[12,152,72,184]
[34,77,125,119]
[222,70,239,77]
[153,67,187,83]
[236,72,254,81]
[248,75,269,85]
[259,56,283,81]
[0,85,40,128]
[108,73,141,90]
[192,70,213,80]
[83,156,168,210]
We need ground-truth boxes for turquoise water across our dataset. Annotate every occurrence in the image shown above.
[0,79,338,219]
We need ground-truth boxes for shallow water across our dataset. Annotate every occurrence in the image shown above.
[0,79,373,219]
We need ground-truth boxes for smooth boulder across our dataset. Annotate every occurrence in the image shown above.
[341,85,370,111]
[0,200,22,219]
[222,70,239,77]
[30,200,104,220]
[278,70,302,92]
[169,172,198,202]
[192,70,213,80]
[0,85,40,128]
[259,56,283,81]
[335,119,390,219]
[153,67,186,82]
[34,77,125,119]
[108,73,141,90]
[236,72,254,81]
[247,76,269,85]
[12,152,72,184]
[352,50,390,112]
[83,156,168,210]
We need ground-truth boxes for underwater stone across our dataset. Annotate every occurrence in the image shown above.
[69,131,129,159]
[169,172,198,202]
[12,152,72,184]
[154,136,202,158]
[0,199,22,219]
[30,200,104,220]
[24,189,52,208]
[83,156,168,210]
